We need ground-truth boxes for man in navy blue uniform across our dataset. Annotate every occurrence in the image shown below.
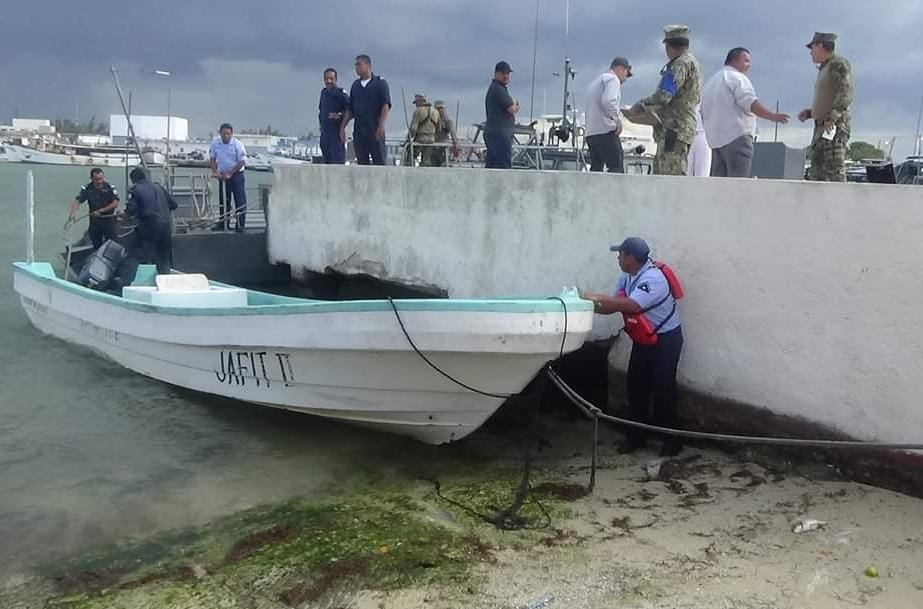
[67,168,120,249]
[581,237,685,457]
[125,167,178,274]
[340,54,392,165]
[319,68,349,164]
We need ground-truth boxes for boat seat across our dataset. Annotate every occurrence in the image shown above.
[156,273,209,292]
[122,273,248,308]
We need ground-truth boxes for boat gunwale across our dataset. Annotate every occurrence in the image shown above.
[13,262,593,318]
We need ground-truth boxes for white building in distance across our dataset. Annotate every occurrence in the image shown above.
[109,115,189,143]
[11,118,55,134]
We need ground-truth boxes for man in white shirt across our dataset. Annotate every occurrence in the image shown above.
[585,57,632,172]
[700,48,789,177]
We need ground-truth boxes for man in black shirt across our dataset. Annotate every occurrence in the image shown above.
[340,54,392,165]
[484,61,519,169]
[67,168,120,249]
[125,167,178,274]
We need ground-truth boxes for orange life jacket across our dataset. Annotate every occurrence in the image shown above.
[617,261,684,345]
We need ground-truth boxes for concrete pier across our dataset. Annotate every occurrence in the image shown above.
[266,164,923,449]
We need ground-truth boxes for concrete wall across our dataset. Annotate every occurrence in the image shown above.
[268,165,923,444]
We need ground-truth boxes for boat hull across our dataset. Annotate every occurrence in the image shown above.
[7,145,141,168]
[13,263,592,444]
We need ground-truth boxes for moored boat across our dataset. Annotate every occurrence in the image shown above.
[12,262,593,443]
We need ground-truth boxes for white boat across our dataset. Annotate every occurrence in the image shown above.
[7,144,141,168]
[12,262,593,444]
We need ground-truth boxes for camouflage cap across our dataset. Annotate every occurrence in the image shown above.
[412,93,427,105]
[806,32,837,48]
[433,100,446,109]
[662,24,691,42]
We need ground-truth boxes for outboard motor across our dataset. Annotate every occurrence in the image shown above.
[78,240,126,290]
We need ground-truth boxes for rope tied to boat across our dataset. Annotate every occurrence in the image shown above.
[387,297,923,496]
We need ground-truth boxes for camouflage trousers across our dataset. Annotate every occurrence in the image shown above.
[653,141,690,176]
[808,133,848,182]
[404,140,441,167]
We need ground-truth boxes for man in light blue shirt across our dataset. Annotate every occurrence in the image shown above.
[581,237,684,457]
[209,123,248,232]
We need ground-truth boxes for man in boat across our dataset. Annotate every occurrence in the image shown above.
[319,67,349,164]
[585,56,633,173]
[627,25,702,176]
[340,54,392,165]
[797,32,853,182]
[580,238,684,457]
[209,123,248,231]
[433,100,458,166]
[484,61,518,169]
[67,167,120,249]
[405,94,441,167]
[125,167,178,274]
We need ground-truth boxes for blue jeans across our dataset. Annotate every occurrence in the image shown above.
[220,171,247,230]
[484,131,512,169]
[320,132,346,164]
[353,133,387,165]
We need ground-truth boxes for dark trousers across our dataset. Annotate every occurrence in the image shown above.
[320,132,346,164]
[88,218,117,249]
[587,132,624,173]
[353,133,387,165]
[219,172,247,230]
[625,326,684,445]
[135,221,173,274]
[484,131,512,169]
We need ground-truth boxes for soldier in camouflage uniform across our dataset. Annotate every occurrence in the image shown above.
[433,100,458,167]
[630,25,702,176]
[405,94,441,167]
[798,32,853,182]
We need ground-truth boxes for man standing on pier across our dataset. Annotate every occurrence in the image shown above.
[798,32,853,182]
[209,123,248,232]
[319,68,349,164]
[701,47,790,177]
[628,25,702,176]
[585,57,633,173]
[484,61,519,169]
[406,94,441,167]
[67,168,120,249]
[434,100,458,166]
[340,54,392,165]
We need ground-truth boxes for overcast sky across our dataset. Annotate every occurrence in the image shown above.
[2,1,921,157]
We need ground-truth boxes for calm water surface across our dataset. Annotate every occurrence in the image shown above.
[0,164,441,579]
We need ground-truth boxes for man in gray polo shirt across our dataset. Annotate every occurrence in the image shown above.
[701,47,789,177]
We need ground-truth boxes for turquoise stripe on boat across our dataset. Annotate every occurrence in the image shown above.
[12,262,592,316]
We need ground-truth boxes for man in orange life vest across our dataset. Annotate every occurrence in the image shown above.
[581,237,685,457]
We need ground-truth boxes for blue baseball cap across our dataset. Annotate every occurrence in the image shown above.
[609,237,650,261]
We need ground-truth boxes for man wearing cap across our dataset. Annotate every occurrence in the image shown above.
[406,94,441,167]
[484,61,519,169]
[585,57,633,173]
[434,100,458,166]
[701,47,790,177]
[581,237,684,457]
[797,32,853,182]
[629,25,702,176]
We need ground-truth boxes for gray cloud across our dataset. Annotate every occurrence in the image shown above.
[1,1,921,155]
